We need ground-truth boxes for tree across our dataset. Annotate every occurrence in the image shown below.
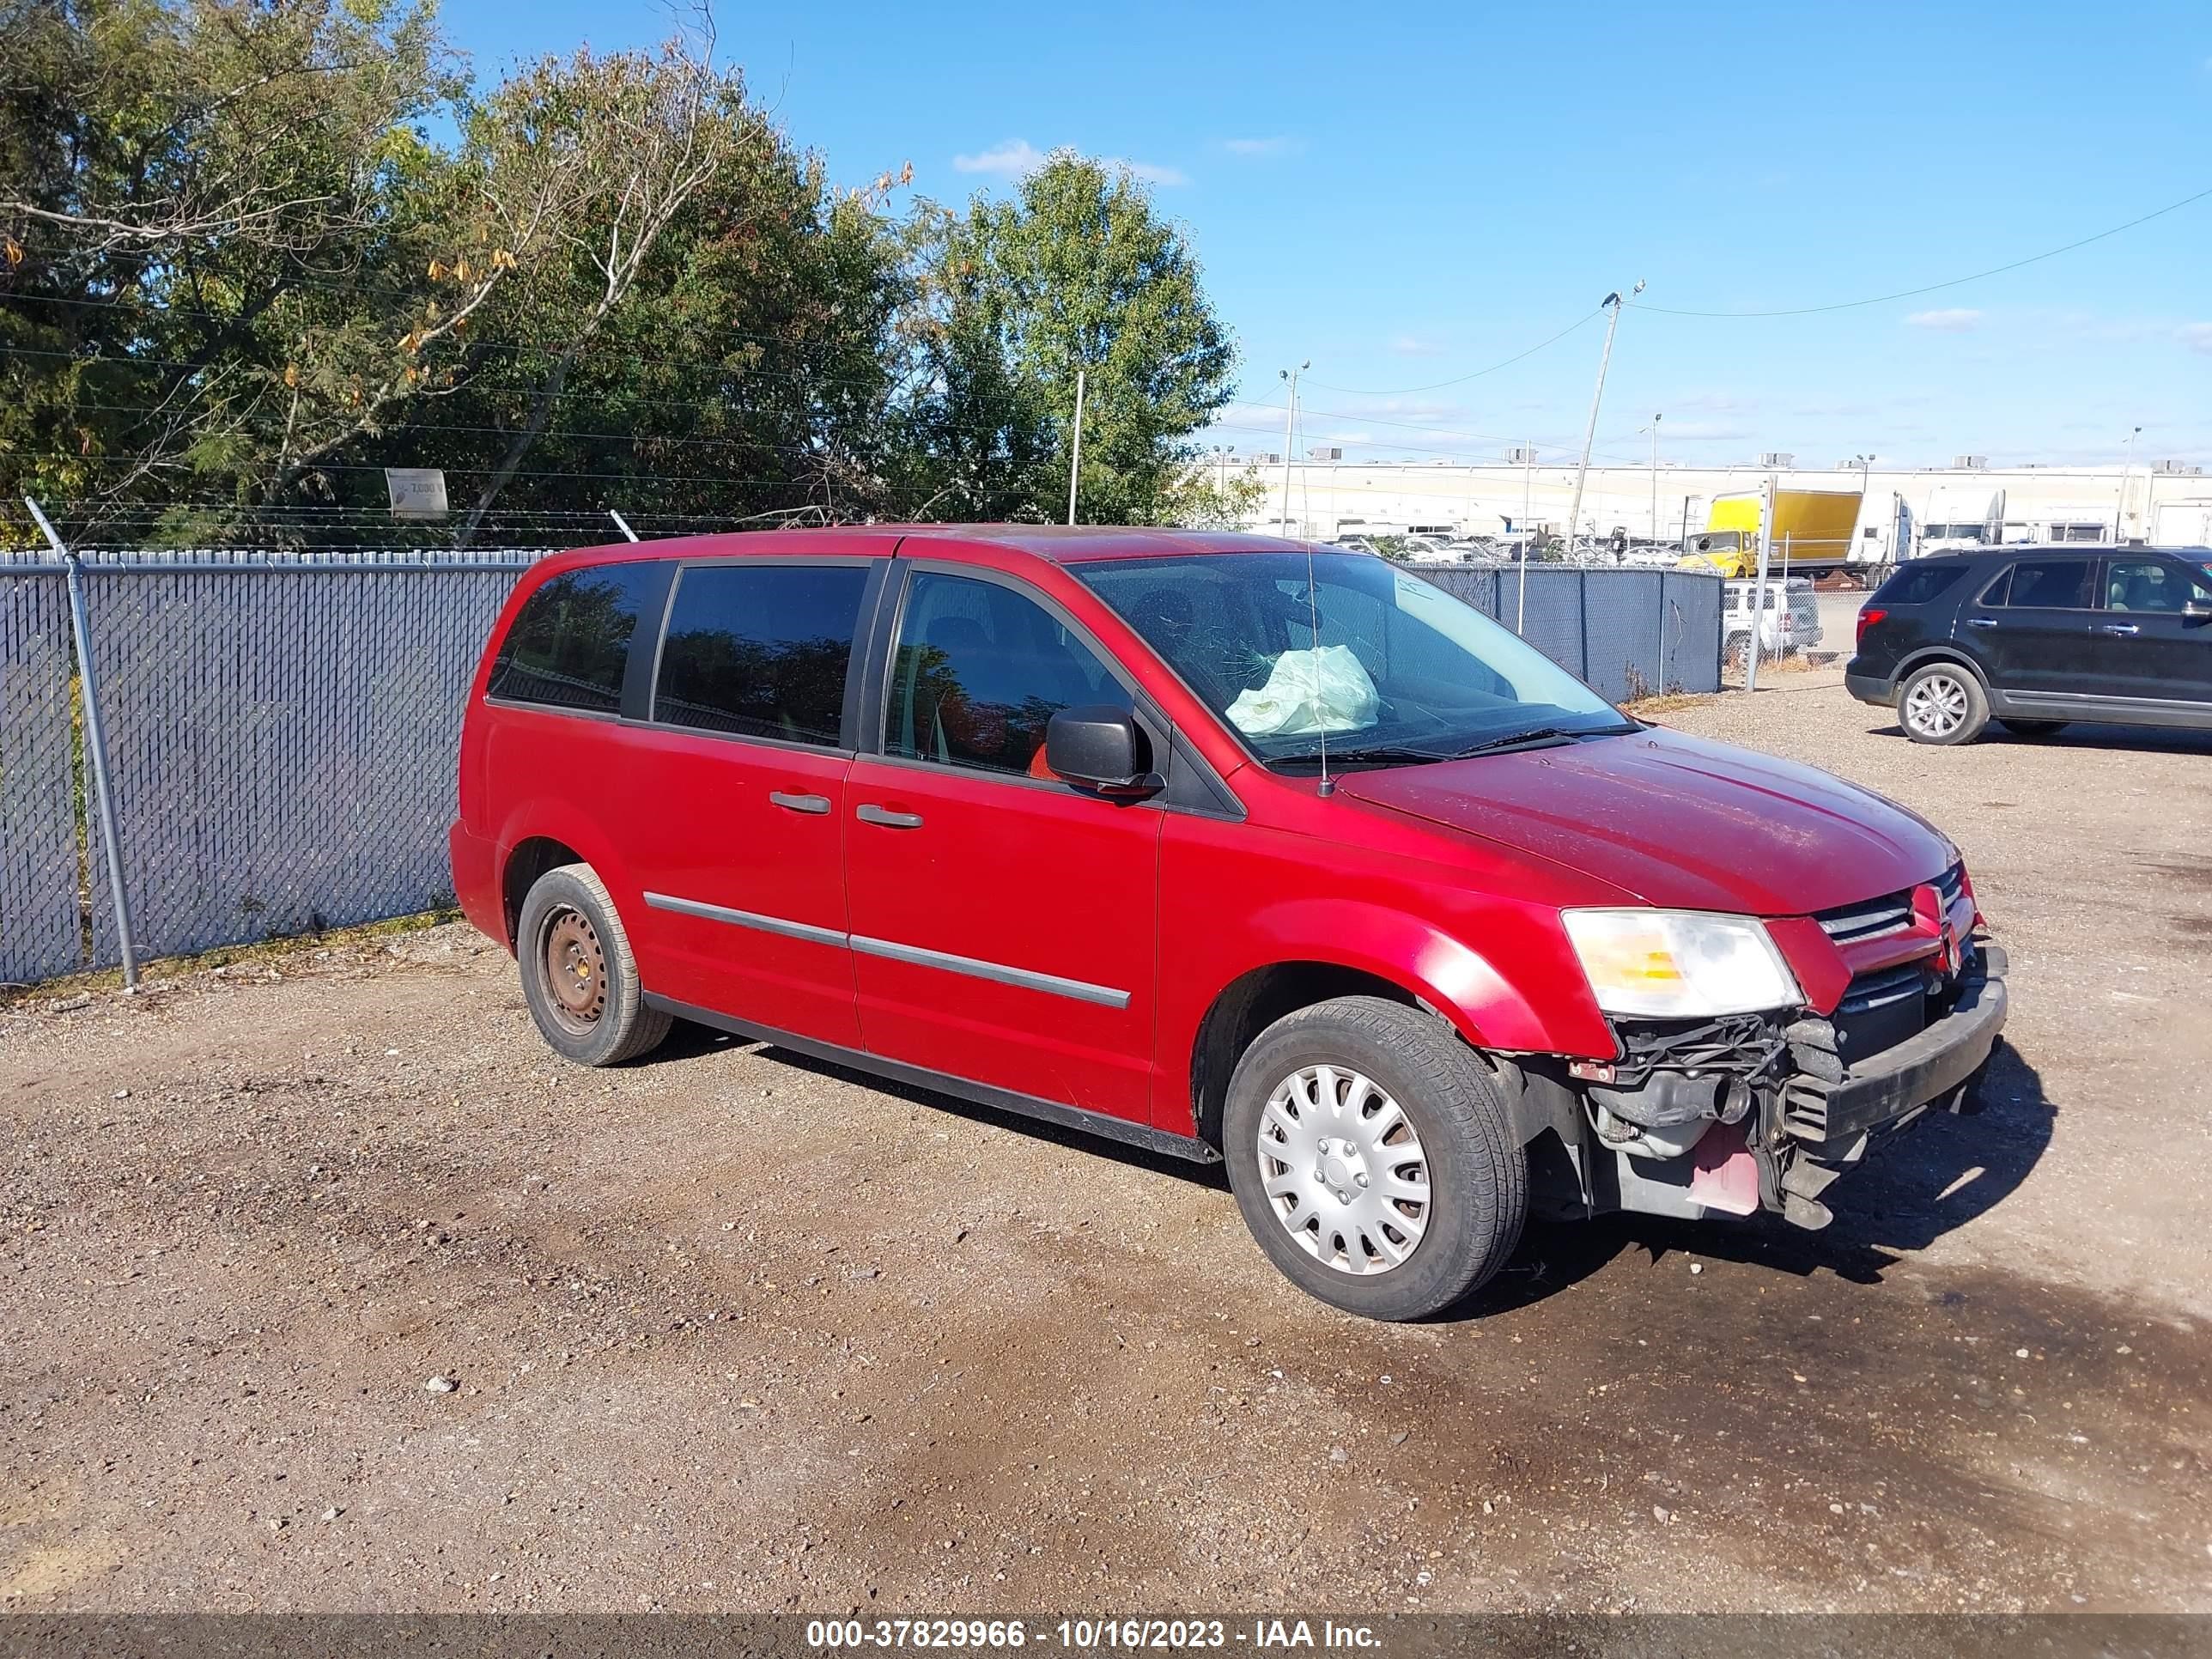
[0,0,459,538]
[901,153,1237,526]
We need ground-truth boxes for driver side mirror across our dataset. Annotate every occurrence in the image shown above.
[1045,707,1162,796]
[2185,600,2212,624]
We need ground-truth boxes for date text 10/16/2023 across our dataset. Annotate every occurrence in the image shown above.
[804,1620,1383,1650]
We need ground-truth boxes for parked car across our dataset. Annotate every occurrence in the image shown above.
[452,528,2006,1321]
[1723,576,1823,668]
[1846,546,2212,744]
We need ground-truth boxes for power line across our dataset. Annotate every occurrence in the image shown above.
[1632,182,2212,319]
[1303,309,1605,396]
[1,285,885,368]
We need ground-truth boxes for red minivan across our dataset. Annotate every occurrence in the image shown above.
[451,526,2007,1320]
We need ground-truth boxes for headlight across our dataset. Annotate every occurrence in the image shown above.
[1562,908,1802,1018]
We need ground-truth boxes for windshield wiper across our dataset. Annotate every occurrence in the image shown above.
[1273,743,1455,769]
[1452,723,1635,757]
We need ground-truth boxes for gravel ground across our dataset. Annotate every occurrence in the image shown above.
[4,679,2210,1616]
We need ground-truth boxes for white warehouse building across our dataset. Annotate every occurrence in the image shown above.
[1233,453,2212,562]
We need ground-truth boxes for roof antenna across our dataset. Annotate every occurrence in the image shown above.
[1282,362,1332,797]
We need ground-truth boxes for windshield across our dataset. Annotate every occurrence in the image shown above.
[1071,550,1628,770]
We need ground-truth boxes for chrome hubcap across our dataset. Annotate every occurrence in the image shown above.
[1906,673,1968,736]
[1256,1065,1430,1276]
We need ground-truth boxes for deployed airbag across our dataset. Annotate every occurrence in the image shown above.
[1225,644,1380,738]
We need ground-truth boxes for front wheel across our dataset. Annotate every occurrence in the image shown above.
[1898,662,1990,744]
[1223,997,1526,1321]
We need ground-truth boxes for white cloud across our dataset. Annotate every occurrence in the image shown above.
[1906,307,1983,332]
[1387,334,1443,358]
[1224,136,1296,157]
[1112,158,1189,186]
[2180,323,2212,354]
[952,139,1046,177]
[951,139,1186,185]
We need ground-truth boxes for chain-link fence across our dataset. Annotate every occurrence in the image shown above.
[0,568,82,985]
[0,549,545,985]
[1415,565,1723,702]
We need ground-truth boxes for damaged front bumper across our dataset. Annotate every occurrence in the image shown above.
[1517,943,2008,1231]
[1762,944,2006,1227]
[1779,944,2007,1156]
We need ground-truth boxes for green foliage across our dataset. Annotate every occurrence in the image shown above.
[1,11,1243,545]
[901,153,1237,524]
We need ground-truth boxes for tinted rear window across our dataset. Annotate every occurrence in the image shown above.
[1872,562,1964,606]
[489,563,664,712]
[2001,559,2094,609]
[653,563,870,746]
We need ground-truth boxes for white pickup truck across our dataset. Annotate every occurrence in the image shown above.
[1723,577,1823,668]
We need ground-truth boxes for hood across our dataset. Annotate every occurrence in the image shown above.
[1337,726,1954,916]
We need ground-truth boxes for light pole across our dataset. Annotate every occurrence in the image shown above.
[1638,414,1662,542]
[1066,368,1086,526]
[1854,453,1877,567]
[1279,362,1308,538]
[2114,425,2142,544]
[1565,282,1641,563]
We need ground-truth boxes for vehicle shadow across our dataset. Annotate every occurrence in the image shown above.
[652,1021,1232,1188]
[1865,718,2212,755]
[1459,1038,2056,1320]
[653,1020,2056,1322]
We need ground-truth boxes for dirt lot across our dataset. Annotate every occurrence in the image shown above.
[5,672,2210,1616]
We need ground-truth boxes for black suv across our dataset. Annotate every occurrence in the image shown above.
[1846,547,2212,744]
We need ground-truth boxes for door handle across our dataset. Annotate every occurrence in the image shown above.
[855,803,924,830]
[1965,617,1998,629]
[2098,622,2140,636]
[769,791,831,815]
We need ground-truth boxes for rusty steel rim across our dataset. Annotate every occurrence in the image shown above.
[541,906,608,1032]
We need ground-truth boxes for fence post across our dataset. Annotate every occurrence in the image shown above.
[24,497,138,988]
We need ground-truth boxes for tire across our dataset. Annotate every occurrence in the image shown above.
[1223,996,1526,1322]
[1997,719,2069,738]
[1724,635,1750,672]
[515,862,671,1066]
[1897,661,1990,745]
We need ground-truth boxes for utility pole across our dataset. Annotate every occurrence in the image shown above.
[1746,469,1778,694]
[1517,440,1536,632]
[1564,283,1641,564]
[1279,362,1308,538]
[1066,368,1087,526]
[1639,413,1662,541]
[2114,425,2142,544]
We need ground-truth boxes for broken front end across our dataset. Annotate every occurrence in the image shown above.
[1510,864,2007,1230]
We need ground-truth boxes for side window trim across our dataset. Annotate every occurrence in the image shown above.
[860,555,1243,819]
[1996,556,2094,611]
[871,559,1163,766]
[639,553,886,754]
[487,557,672,720]
[621,561,679,723]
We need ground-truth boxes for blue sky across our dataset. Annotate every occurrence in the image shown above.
[438,0,2211,470]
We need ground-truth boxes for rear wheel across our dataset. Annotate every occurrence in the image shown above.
[1223,996,1526,1322]
[1898,662,1990,744]
[516,862,671,1066]
[1997,718,2069,738]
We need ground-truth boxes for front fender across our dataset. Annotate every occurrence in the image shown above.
[1222,894,1613,1060]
